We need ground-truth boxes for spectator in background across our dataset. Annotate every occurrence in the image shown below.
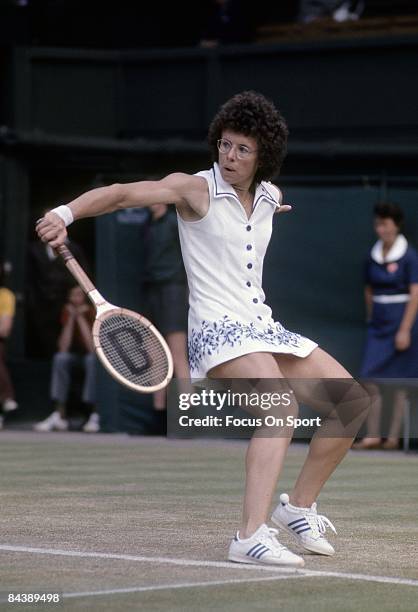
[0,258,18,429]
[26,228,90,359]
[199,0,254,47]
[142,204,190,434]
[34,284,99,433]
[354,203,418,450]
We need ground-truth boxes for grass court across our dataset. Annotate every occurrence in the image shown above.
[0,432,417,611]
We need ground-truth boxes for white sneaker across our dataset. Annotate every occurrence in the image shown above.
[228,523,304,567]
[82,412,100,433]
[2,398,18,412]
[33,411,69,432]
[272,493,336,556]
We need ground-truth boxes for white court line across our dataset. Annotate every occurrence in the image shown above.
[64,575,307,599]
[1,544,417,589]
[300,570,418,587]
[0,545,299,574]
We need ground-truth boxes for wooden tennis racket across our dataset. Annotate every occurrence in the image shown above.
[56,244,173,393]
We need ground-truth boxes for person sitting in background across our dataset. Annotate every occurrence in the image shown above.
[34,285,99,433]
[354,202,418,450]
[0,259,18,429]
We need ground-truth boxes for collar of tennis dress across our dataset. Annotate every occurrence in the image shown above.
[212,162,279,209]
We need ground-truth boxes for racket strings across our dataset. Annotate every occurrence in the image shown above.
[99,314,169,387]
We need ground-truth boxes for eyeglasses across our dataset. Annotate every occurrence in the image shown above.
[217,138,257,160]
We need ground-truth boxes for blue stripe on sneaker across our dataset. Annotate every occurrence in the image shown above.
[294,527,311,535]
[291,523,309,532]
[247,544,264,557]
[293,525,311,535]
[288,518,308,527]
[294,523,309,531]
[255,546,269,559]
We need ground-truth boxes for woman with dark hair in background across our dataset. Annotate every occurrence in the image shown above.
[354,203,418,450]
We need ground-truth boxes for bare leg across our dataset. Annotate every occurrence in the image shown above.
[241,435,292,537]
[276,348,369,508]
[209,352,291,538]
[365,384,383,439]
[351,382,383,448]
[384,388,407,447]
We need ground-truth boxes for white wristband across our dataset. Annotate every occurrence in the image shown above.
[51,205,74,227]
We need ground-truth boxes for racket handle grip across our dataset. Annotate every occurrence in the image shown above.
[56,244,95,294]
[56,244,73,262]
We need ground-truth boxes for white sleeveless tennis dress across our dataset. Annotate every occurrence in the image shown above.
[177,163,318,379]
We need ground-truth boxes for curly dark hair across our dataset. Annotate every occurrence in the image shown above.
[207,91,288,183]
[374,202,404,228]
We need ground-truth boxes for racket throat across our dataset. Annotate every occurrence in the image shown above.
[88,289,116,315]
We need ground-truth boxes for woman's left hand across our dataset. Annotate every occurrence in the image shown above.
[395,329,411,351]
[275,204,292,214]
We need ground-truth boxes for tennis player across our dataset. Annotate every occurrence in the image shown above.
[37,91,368,567]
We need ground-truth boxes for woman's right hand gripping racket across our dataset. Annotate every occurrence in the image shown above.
[57,245,173,393]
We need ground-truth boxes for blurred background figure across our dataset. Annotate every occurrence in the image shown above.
[26,226,90,359]
[298,0,364,23]
[354,202,418,450]
[142,204,190,434]
[0,258,18,429]
[34,285,99,433]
